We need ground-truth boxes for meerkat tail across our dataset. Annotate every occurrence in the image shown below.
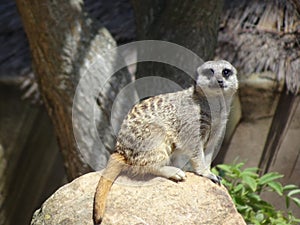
[93,153,126,224]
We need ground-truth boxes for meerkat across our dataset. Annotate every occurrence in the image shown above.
[93,60,238,224]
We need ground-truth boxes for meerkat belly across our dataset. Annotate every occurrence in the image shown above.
[173,101,203,153]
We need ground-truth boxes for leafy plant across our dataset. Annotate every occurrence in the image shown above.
[212,162,300,225]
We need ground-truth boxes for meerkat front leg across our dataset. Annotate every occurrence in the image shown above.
[189,144,221,184]
[152,166,186,181]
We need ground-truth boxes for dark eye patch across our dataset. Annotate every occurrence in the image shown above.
[201,68,214,77]
[222,68,232,78]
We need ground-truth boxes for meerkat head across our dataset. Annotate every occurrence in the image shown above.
[195,60,238,96]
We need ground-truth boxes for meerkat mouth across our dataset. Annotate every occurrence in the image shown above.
[218,84,227,89]
[209,83,228,89]
[216,79,227,89]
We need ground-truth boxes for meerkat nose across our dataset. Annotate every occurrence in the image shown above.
[217,79,224,86]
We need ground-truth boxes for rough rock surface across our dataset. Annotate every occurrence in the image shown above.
[31,171,246,225]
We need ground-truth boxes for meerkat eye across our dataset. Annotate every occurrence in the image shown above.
[222,68,232,78]
[200,68,214,77]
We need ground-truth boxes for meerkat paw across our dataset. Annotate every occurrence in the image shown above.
[170,169,187,181]
[153,166,186,181]
[201,172,222,185]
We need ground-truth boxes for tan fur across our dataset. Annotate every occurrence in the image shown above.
[93,153,126,224]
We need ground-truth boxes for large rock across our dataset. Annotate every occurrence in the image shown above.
[31,171,246,225]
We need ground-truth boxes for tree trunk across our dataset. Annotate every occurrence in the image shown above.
[132,0,223,88]
[259,87,300,175]
[15,0,132,180]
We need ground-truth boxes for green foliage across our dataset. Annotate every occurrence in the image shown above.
[212,162,300,225]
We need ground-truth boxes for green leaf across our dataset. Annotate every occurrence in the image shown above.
[252,219,261,225]
[242,175,257,192]
[221,179,232,188]
[217,164,232,173]
[267,181,283,196]
[242,170,259,178]
[293,218,300,223]
[218,163,300,224]
[237,205,249,212]
[247,192,262,202]
[233,183,244,193]
[283,184,299,191]
[291,197,300,207]
[287,189,300,197]
[243,167,259,177]
[255,213,264,222]
[259,172,284,185]
[286,196,290,208]
[244,167,259,172]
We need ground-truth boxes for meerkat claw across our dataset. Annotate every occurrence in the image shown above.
[209,174,222,185]
[200,172,222,185]
[212,175,222,185]
[171,169,187,181]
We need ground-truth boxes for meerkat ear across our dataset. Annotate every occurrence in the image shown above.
[196,65,202,76]
[194,66,202,85]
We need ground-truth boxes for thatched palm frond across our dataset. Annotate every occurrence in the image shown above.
[217,0,300,94]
